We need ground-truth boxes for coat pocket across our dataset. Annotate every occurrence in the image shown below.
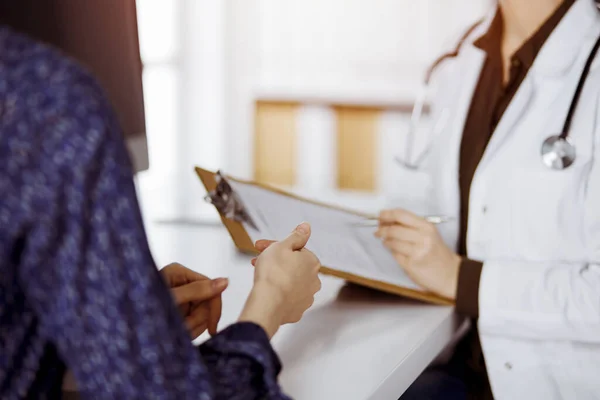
[508,168,587,261]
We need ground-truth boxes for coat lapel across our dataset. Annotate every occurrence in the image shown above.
[431,46,486,249]
[475,79,535,172]
[433,45,486,211]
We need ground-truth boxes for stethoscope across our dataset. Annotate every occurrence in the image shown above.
[397,22,600,171]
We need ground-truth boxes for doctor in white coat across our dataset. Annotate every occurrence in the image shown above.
[377,0,600,399]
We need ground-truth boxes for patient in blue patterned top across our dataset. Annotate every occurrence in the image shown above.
[0,25,322,399]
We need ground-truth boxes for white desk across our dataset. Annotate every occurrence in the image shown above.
[145,222,461,400]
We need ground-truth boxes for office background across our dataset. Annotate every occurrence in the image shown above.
[134,0,492,224]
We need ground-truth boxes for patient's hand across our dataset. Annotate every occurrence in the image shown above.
[161,263,229,338]
[239,223,322,338]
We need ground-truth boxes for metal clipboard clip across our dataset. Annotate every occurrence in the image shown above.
[204,171,259,230]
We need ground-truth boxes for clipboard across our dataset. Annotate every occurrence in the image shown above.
[195,166,453,306]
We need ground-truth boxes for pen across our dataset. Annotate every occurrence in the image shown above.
[352,215,455,227]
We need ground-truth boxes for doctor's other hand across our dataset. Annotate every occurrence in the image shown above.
[239,222,322,339]
[375,209,461,300]
[160,263,228,339]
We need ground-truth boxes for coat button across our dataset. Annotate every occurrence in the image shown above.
[505,362,512,370]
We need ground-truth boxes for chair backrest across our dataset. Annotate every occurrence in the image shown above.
[0,0,148,172]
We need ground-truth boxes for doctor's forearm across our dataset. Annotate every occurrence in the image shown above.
[455,258,484,318]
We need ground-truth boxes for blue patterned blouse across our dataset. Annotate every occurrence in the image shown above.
[0,26,290,399]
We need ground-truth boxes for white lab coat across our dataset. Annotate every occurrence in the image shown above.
[395,1,600,398]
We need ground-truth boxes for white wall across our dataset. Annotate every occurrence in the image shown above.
[255,0,430,102]
[178,0,227,221]
[254,0,491,101]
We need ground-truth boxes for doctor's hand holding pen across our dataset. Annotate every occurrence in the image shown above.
[375,209,461,300]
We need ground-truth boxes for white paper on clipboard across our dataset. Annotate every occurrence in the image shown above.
[228,180,423,291]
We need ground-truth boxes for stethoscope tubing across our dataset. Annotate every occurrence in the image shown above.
[400,23,600,171]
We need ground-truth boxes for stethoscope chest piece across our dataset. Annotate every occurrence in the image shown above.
[538,31,600,171]
[541,135,576,170]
